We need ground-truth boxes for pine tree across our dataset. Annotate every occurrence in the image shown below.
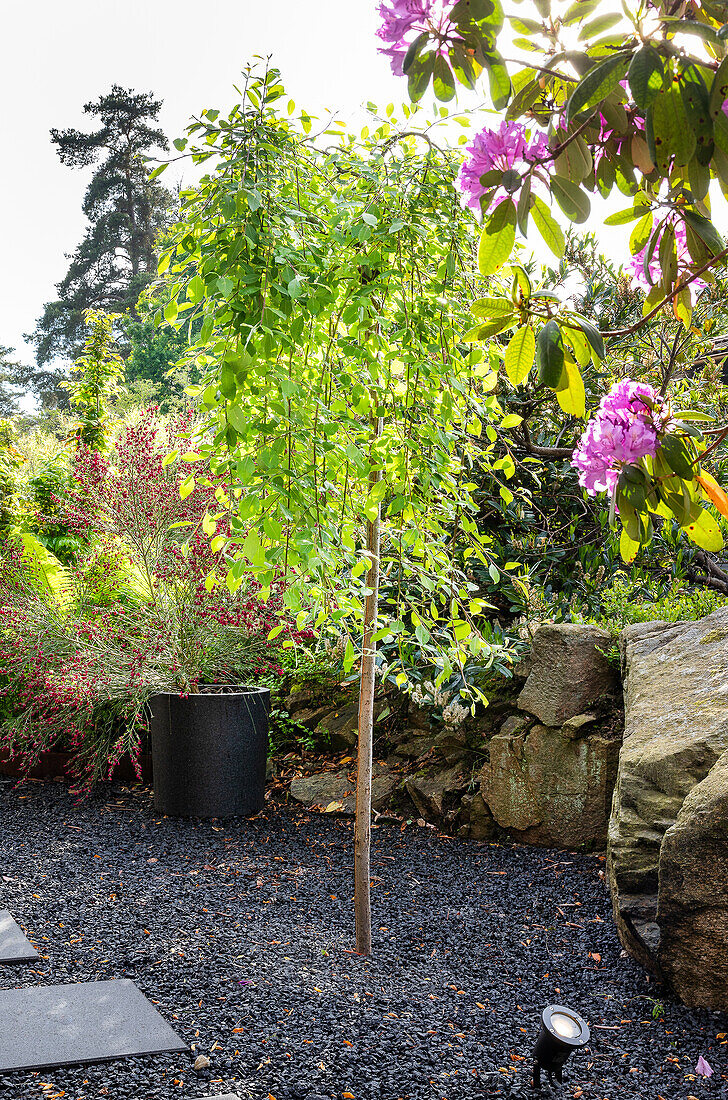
[28,86,173,371]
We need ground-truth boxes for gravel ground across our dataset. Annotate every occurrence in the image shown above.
[0,779,725,1100]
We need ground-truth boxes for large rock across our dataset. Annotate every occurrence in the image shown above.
[517,623,618,726]
[608,610,728,988]
[481,719,620,848]
[290,766,397,814]
[405,765,467,822]
[658,750,728,1009]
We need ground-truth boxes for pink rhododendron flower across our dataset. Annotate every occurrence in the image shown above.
[627,217,706,294]
[572,380,664,496]
[376,0,454,76]
[455,120,548,213]
[696,1056,713,1078]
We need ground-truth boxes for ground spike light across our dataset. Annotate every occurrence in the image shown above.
[532,1004,590,1090]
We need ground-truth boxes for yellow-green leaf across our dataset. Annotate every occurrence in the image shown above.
[684,508,724,550]
[478,199,517,276]
[555,359,586,418]
[620,527,640,563]
[504,325,535,385]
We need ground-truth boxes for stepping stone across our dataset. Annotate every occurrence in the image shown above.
[0,978,187,1072]
[0,910,39,964]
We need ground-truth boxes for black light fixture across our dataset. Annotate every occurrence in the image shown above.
[532,1003,590,1090]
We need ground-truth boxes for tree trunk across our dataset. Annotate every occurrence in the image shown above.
[354,415,382,956]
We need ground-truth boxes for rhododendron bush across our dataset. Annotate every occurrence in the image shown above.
[0,411,306,790]
[374,0,728,559]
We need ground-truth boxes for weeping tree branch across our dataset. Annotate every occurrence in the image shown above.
[518,420,575,459]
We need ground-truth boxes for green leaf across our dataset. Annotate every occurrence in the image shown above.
[531,196,565,257]
[180,475,195,500]
[477,199,517,276]
[604,206,647,226]
[620,527,640,563]
[555,358,586,417]
[485,54,512,109]
[565,314,605,361]
[710,54,728,118]
[660,433,697,479]
[537,319,565,387]
[682,210,725,256]
[578,11,623,39]
[164,300,178,323]
[227,404,248,433]
[402,31,429,74]
[680,64,714,165]
[630,210,654,254]
[684,508,724,551]
[407,52,436,102]
[646,87,696,170]
[551,176,591,223]
[504,324,536,385]
[628,46,665,109]
[566,54,630,121]
[433,55,456,101]
[220,363,237,399]
[472,295,516,318]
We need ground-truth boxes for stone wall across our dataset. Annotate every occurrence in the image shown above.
[287,622,623,851]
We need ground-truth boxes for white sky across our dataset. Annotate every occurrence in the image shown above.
[0,0,402,365]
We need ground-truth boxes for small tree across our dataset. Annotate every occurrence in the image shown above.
[64,310,124,450]
[155,65,517,952]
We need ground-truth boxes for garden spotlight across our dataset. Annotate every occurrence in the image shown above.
[532,1004,590,1090]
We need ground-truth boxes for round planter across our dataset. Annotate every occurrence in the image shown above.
[149,686,270,818]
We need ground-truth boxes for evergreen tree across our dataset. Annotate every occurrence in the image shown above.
[28,86,173,371]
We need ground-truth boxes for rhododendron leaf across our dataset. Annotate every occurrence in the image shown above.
[485,55,512,110]
[578,11,623,39]
[660,433,697,479]
[504,324,535,385]
[630,211,654,254]
[710,55,728,117]
[628,45,665,109]
[566,54,629,121]
[646,87,695,170]
[620,527,640,564]
[566,314,605,361]
[551,176,591,223]
[531,196,565,257]
[472,295,516,317]
[449,43,479,90]
[433,56,456,102]
[697,472,728,519]
[684,508,724,550]
[536,319,564,387]
[516,175,532,236]
[407,52,436,102]
[555,359,586,418]
[673,285,692,329]
[477,199,516,275]
[402,31,429,75]
[604,206,645,226]
[680,64,714,165]
[683,210,725,256]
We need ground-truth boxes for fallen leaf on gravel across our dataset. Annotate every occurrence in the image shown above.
[324,801,344,812]
[343,1093,355,1098]
[193,1055,210,1071]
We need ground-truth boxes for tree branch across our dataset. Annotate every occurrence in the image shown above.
[602,246,728,340]
[519,420,574,459]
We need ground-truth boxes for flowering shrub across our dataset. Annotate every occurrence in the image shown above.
[377,0,458,77]
[570,379,728,561]
[0,410,309,790]
[456,121,548,215]
[572,381,665,496]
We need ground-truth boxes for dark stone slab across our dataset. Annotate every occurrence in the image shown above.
[200,1095,241,1099]
[0,979,187,1072]
[0,910,39,964]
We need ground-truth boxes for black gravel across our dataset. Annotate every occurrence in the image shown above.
[0,779,725,1100]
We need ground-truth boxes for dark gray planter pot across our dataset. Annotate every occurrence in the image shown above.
[149,687,270,818]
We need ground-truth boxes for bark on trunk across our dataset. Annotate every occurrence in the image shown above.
[354,415,382,956]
